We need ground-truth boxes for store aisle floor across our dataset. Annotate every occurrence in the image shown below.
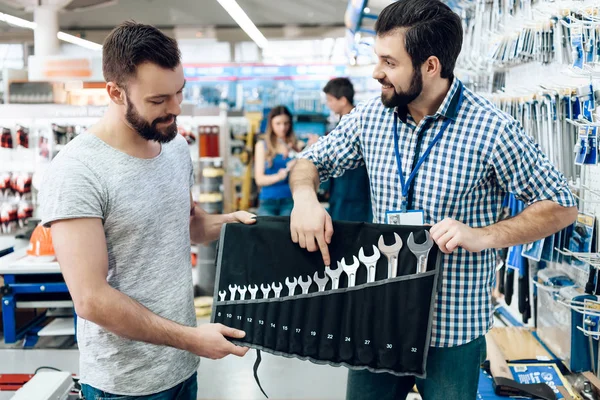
[0,347,349,399]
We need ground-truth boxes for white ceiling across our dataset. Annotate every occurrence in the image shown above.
[0,0,352,30]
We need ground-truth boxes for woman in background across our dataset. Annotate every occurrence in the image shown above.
[254,106,299,216]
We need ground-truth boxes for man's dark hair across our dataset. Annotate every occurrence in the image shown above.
[323,78,355,106]
[375,0,463,80]
[102,21,181,85]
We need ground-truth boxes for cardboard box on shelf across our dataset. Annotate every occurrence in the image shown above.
[487,327,552,361]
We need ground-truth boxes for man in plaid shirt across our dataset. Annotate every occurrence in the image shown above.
[290,1,577,399]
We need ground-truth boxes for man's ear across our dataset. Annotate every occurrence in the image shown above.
[106,82,126,105]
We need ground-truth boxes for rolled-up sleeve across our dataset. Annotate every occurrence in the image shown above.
[490,120,576,208]
[301,106,365,182]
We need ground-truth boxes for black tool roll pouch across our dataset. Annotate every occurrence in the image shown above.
[211,216,442,378]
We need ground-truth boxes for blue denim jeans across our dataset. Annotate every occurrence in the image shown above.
[81,372,197,400]
[346,336,487,400]
[257,197,294,217]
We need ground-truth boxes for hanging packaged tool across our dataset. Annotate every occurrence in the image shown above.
[212,217,442,381]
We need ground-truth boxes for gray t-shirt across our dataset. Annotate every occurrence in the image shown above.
[40,133,199,395]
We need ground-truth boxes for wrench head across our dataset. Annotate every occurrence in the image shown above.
[313,270,329,285]
[272,282,283,291]
[260,283,271,292]
[228,284,238,292]
[358,245,381,265]
[248,284,258,292]
[285,277,297,287]
[378,232,403,255]
[237,285,247,293]
[341,255,360,273]
[406,231,434,252]
[218,290,226,298]
[325,262,344,279]
[298,275,312,286]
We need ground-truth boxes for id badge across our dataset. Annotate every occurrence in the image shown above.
[385,210,425,226]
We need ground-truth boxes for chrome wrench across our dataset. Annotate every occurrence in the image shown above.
[298,275,313,294]
[260,283,272,299]
[237,285,248,300]
[248,284,259,300]
[228,284,238,301]
[218,290,227,302]
[341,256,360,287]
[285,277,298,296]
[325,262,344,290]
[272,282,283,298]
[378,232,403,278]
[407,231,434,274]
[358,245,381,283]
[313,270,329,292]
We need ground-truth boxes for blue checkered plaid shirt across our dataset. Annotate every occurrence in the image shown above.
[301,78,576,347]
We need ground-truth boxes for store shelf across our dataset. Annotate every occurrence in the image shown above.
[16,300,73,309]
[0,249,60,274]
[37,317,75,337]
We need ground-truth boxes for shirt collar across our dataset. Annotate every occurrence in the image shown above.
[396,77,462,123]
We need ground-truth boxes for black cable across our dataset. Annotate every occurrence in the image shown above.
[34,366,62,374]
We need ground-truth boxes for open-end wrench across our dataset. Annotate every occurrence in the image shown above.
[237,285,248,300]
[248,284,259,300]
[325,262,344,290]
[218,290,227,302]
[378,232,403,278]
[260,283,272,299]
[341,256,361,287]
[313,271,329,292]
[228,284,238,301]
[285,277,298,296]
[407,231,434,274]
[298,275,313,294]
[272,282,283,298]
[358,245,381,283]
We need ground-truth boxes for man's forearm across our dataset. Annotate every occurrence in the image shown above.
[290,159,320,199]
[481,200,578,249]
[190,207,234,244]
[82,285,193,352]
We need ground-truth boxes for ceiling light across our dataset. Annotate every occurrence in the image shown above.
[215,0,268,49]
[0,12,37,29]
[57,32,103,51]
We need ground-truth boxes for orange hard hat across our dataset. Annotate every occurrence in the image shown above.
[27,224,55,257]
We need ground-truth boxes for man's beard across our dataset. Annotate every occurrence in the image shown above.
[380,67,423,109]
[125,96,178,143]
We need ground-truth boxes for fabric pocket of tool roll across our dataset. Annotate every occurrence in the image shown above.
[288,297,307,355]
[253,302,268,348]
[301,295,323,358]
[241,302,256,343]
[232,302,245,330]
[263,301,280,349]
[275,299,293,353]
[372,271,437,375]
[337,290,355,363]
[318,293,344,362]
[351,286,376,367]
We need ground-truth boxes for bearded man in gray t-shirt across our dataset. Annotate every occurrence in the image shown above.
[40,21,253,399]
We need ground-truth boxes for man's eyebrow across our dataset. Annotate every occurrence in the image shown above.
[380,55,398,63]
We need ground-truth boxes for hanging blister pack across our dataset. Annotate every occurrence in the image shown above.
[586,126,598,165]
[574,126,589,166]
[570,28,585,69]
[211,217,442,379]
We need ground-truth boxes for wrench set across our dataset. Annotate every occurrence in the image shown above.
[217,231,435,303]
[212,220,443,379]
